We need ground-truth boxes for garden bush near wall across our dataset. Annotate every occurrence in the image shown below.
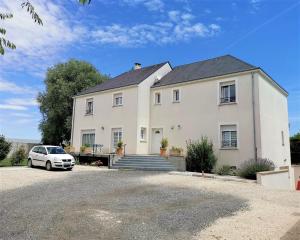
[11,146,26,166]
[186,137,217,173]
[238,158,275,180]
[0,135,11,161]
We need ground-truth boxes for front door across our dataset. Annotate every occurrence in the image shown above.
[111,128,123,152]
[151,128,163,154]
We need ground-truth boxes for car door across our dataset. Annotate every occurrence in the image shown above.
[38,147,48,167]
[31,147,41,166]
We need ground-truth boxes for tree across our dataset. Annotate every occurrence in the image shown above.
[11,145,26,166]
[290,131,300,164]
[0,135,11,161]
[1,0,91,55]
[38,59,108,145]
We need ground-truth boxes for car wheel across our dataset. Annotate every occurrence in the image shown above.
[46,161,52,171]
[27,159,33,168]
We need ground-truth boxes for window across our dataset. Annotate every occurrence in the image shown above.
[113,93,123,106]
[112,128,122,148]
[140,127,147,141]
[46,147,66,154]
[155,92,161,104]
[220,83,236,104]
[221,125,237,148]
[173,89,180,102]
[281,131,285,146]
[82,133,95,147]
[39,147,47,155]
[86,98,93,115]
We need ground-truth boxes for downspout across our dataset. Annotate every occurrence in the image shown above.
[251,72,258,161]
[71,97,76,146]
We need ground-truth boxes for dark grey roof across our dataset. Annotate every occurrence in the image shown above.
[77,62,167,96]
[152,55,258,88]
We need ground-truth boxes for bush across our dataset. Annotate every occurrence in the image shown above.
[170,146,183,156]
[10,146,26,166]
[0,135,11,161]
[186,137,217,173]
[117,141,123,149]
[238,158,275,180]
[160,138,168,149]
[216,165,236,176]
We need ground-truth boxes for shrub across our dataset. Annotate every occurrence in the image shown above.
[170,146,183,156]
[186,137,217,173]
[0,135,11,161]
[160,138,168,149]
[11,146,26,166]
[216,165,236,176]
[238,158,275,180]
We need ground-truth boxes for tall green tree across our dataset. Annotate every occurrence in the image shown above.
[0,135,11,161]
[38,60,108,145]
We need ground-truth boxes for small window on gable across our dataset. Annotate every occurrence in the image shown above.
[86,98,93,115]
[140,127,147,141]
[113,93,123,106]
[220,82,236,104]
[221,125,237,148]
[155,92,161,104]
[173,89,180,103]
[281,131,284,146]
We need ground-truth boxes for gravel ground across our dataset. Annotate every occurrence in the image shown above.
[0,166,299,240]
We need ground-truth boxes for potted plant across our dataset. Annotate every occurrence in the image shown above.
[160,138,168,157]
[80,144,92,154]
[116,141,124,155]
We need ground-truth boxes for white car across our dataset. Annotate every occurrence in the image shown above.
[28,145,75,171]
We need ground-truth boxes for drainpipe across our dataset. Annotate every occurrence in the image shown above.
[251,72,258,161]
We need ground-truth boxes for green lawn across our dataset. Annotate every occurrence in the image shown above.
[0,158,28,167]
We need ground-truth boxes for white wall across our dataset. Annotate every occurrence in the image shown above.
[257,170,291,190]
[136,63,172,154]
[256,73,291,167]
[72,86,138,154]
[150,73,256,167]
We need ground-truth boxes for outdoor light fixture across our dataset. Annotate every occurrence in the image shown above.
[101,126,104,130]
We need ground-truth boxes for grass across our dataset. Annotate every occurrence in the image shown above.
[0,158,28,167]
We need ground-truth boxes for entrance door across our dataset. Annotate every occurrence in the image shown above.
[111,128,123,152]
[151,128,163,154]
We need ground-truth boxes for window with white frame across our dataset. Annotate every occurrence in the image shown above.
[154,92,161,104]
[140,127,147,141]
[82,132,95,147]
[220,82,236,104]
[86,98,93,115]
[112,128,122,148]
[173,89,180,102]
[221,125,237,148]
[113,93,123,106]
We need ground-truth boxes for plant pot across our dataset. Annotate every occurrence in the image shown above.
[160,148,167,157]
[116,147,123,156]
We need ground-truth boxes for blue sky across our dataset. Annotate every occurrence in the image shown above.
[0,0,299,140]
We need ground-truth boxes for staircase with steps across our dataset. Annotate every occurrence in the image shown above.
[112,155,176,171]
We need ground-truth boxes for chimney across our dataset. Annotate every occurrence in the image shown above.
[134,62,141,70]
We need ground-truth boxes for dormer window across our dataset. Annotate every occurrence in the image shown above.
[86,98,93,115]
[113,93,123,107]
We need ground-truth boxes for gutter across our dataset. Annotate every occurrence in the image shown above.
[71,98,76,145]
[251,72,258,161]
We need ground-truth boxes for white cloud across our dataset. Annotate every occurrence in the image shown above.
[92,11,220,47]
[122,0,165,12]
[0,0,86,74]
[0,104,27,111]
[5,98,39,107]
[0,78,37,95]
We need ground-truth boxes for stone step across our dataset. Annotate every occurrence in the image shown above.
[111,166,175,171]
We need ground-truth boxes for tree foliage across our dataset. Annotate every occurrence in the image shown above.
[11,145,26,165]
[290,131,300,164]
[0,1,42,55]
[0,135,11,161]
[38,59,108,145]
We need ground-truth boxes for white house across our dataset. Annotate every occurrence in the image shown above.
[71,55,291,168]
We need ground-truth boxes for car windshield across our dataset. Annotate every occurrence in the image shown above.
[46,147,66,154]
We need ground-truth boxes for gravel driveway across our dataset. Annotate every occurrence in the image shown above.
[0,166,299,240]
